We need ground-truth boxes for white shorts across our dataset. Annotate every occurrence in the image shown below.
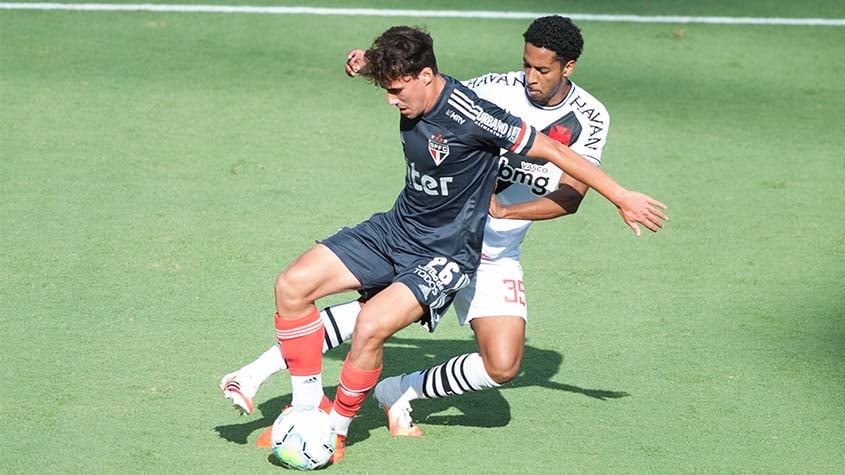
[452,257,527,326]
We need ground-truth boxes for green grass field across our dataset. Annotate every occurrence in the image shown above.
[2,1,844,473]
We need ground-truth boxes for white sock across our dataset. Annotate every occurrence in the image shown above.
[241,344,286,384]
[329,409,352,437]
[290,374,324,407]
[319,300,360,350]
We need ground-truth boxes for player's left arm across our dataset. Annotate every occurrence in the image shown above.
[489,175,588,220]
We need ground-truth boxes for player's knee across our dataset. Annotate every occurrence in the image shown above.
[274,266,313,310]
[352,312,391,347]
[482,354,522,384]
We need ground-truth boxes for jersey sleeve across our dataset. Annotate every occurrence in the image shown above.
[570,104,610,168]
[448,87,536,155]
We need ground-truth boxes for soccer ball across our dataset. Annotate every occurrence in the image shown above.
[271,406,336,470]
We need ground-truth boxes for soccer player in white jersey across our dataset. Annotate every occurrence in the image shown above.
[221,17,643,444]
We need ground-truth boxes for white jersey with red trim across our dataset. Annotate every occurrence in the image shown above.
[462,71,610,260]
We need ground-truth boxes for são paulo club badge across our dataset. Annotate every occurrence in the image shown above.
[428,133,450,165]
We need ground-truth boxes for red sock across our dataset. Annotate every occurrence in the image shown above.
[275,308,324,376]
[318,394,332,413]
[333,354,382,418]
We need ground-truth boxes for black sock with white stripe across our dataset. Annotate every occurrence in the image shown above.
[402,352,500,400]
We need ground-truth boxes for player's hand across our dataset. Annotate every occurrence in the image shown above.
[616,190,668,236]
[488,194,506,218]
[345,49,367,77]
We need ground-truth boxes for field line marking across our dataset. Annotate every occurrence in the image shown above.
[1,3,844,26]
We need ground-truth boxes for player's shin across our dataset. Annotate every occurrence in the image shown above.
[221,299,361,415]
[330,354,382,436]
[275,308,326,407]
[241,300,363,379]
[416,352,500,399]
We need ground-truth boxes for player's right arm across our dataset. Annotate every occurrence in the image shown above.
[524,133,666,235]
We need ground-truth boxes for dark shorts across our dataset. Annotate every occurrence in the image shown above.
[320,214,471,332]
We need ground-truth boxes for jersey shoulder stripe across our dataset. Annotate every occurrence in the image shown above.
[444,80,536,156]
[447,88,480,120]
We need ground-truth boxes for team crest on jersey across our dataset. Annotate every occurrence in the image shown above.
[428,133,450,165]
[547,124,573,146]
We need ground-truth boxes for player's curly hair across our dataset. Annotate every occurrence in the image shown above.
[522,16,583,63]
[362,26,438,89]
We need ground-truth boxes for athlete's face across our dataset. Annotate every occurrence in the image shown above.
[384,71,431,119]
[523,42,576,107]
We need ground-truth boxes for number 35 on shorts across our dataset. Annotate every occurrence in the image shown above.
[503,279,526,305]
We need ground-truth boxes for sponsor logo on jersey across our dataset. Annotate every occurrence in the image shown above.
[417,284,432,299]
[462,72,525,89]
[520,161,551,173]
[475,111,512,137]
[412,257,462,301]
[449,90,511,136]
[407,162,454,196]
[568,95,606,150]
[428,133,450,165]
[498,156,553,196]
[413,265,445,298]
[445,109,466,125]
[447,88,532,154]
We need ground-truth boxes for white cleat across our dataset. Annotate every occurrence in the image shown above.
[374,375,422,437]
[219,371,260,416]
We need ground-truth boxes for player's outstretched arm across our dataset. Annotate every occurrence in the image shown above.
[525,133,667,235]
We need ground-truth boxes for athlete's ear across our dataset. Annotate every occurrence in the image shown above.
[420,67,434,85]
[562,60,577,78]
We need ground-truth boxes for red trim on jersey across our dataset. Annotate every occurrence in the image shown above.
[508,120,528,153]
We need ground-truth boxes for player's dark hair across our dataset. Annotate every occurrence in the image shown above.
[362,26,438,88]
[522,16,583,63]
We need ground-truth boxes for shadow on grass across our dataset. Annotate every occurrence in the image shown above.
[214,336,629,447]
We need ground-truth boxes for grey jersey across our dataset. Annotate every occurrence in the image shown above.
[381,75,537,271]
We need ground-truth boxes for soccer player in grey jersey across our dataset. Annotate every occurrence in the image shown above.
[224,15,617,440]
[223,24,666,462]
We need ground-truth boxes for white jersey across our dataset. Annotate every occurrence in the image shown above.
[463,71,610,260]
